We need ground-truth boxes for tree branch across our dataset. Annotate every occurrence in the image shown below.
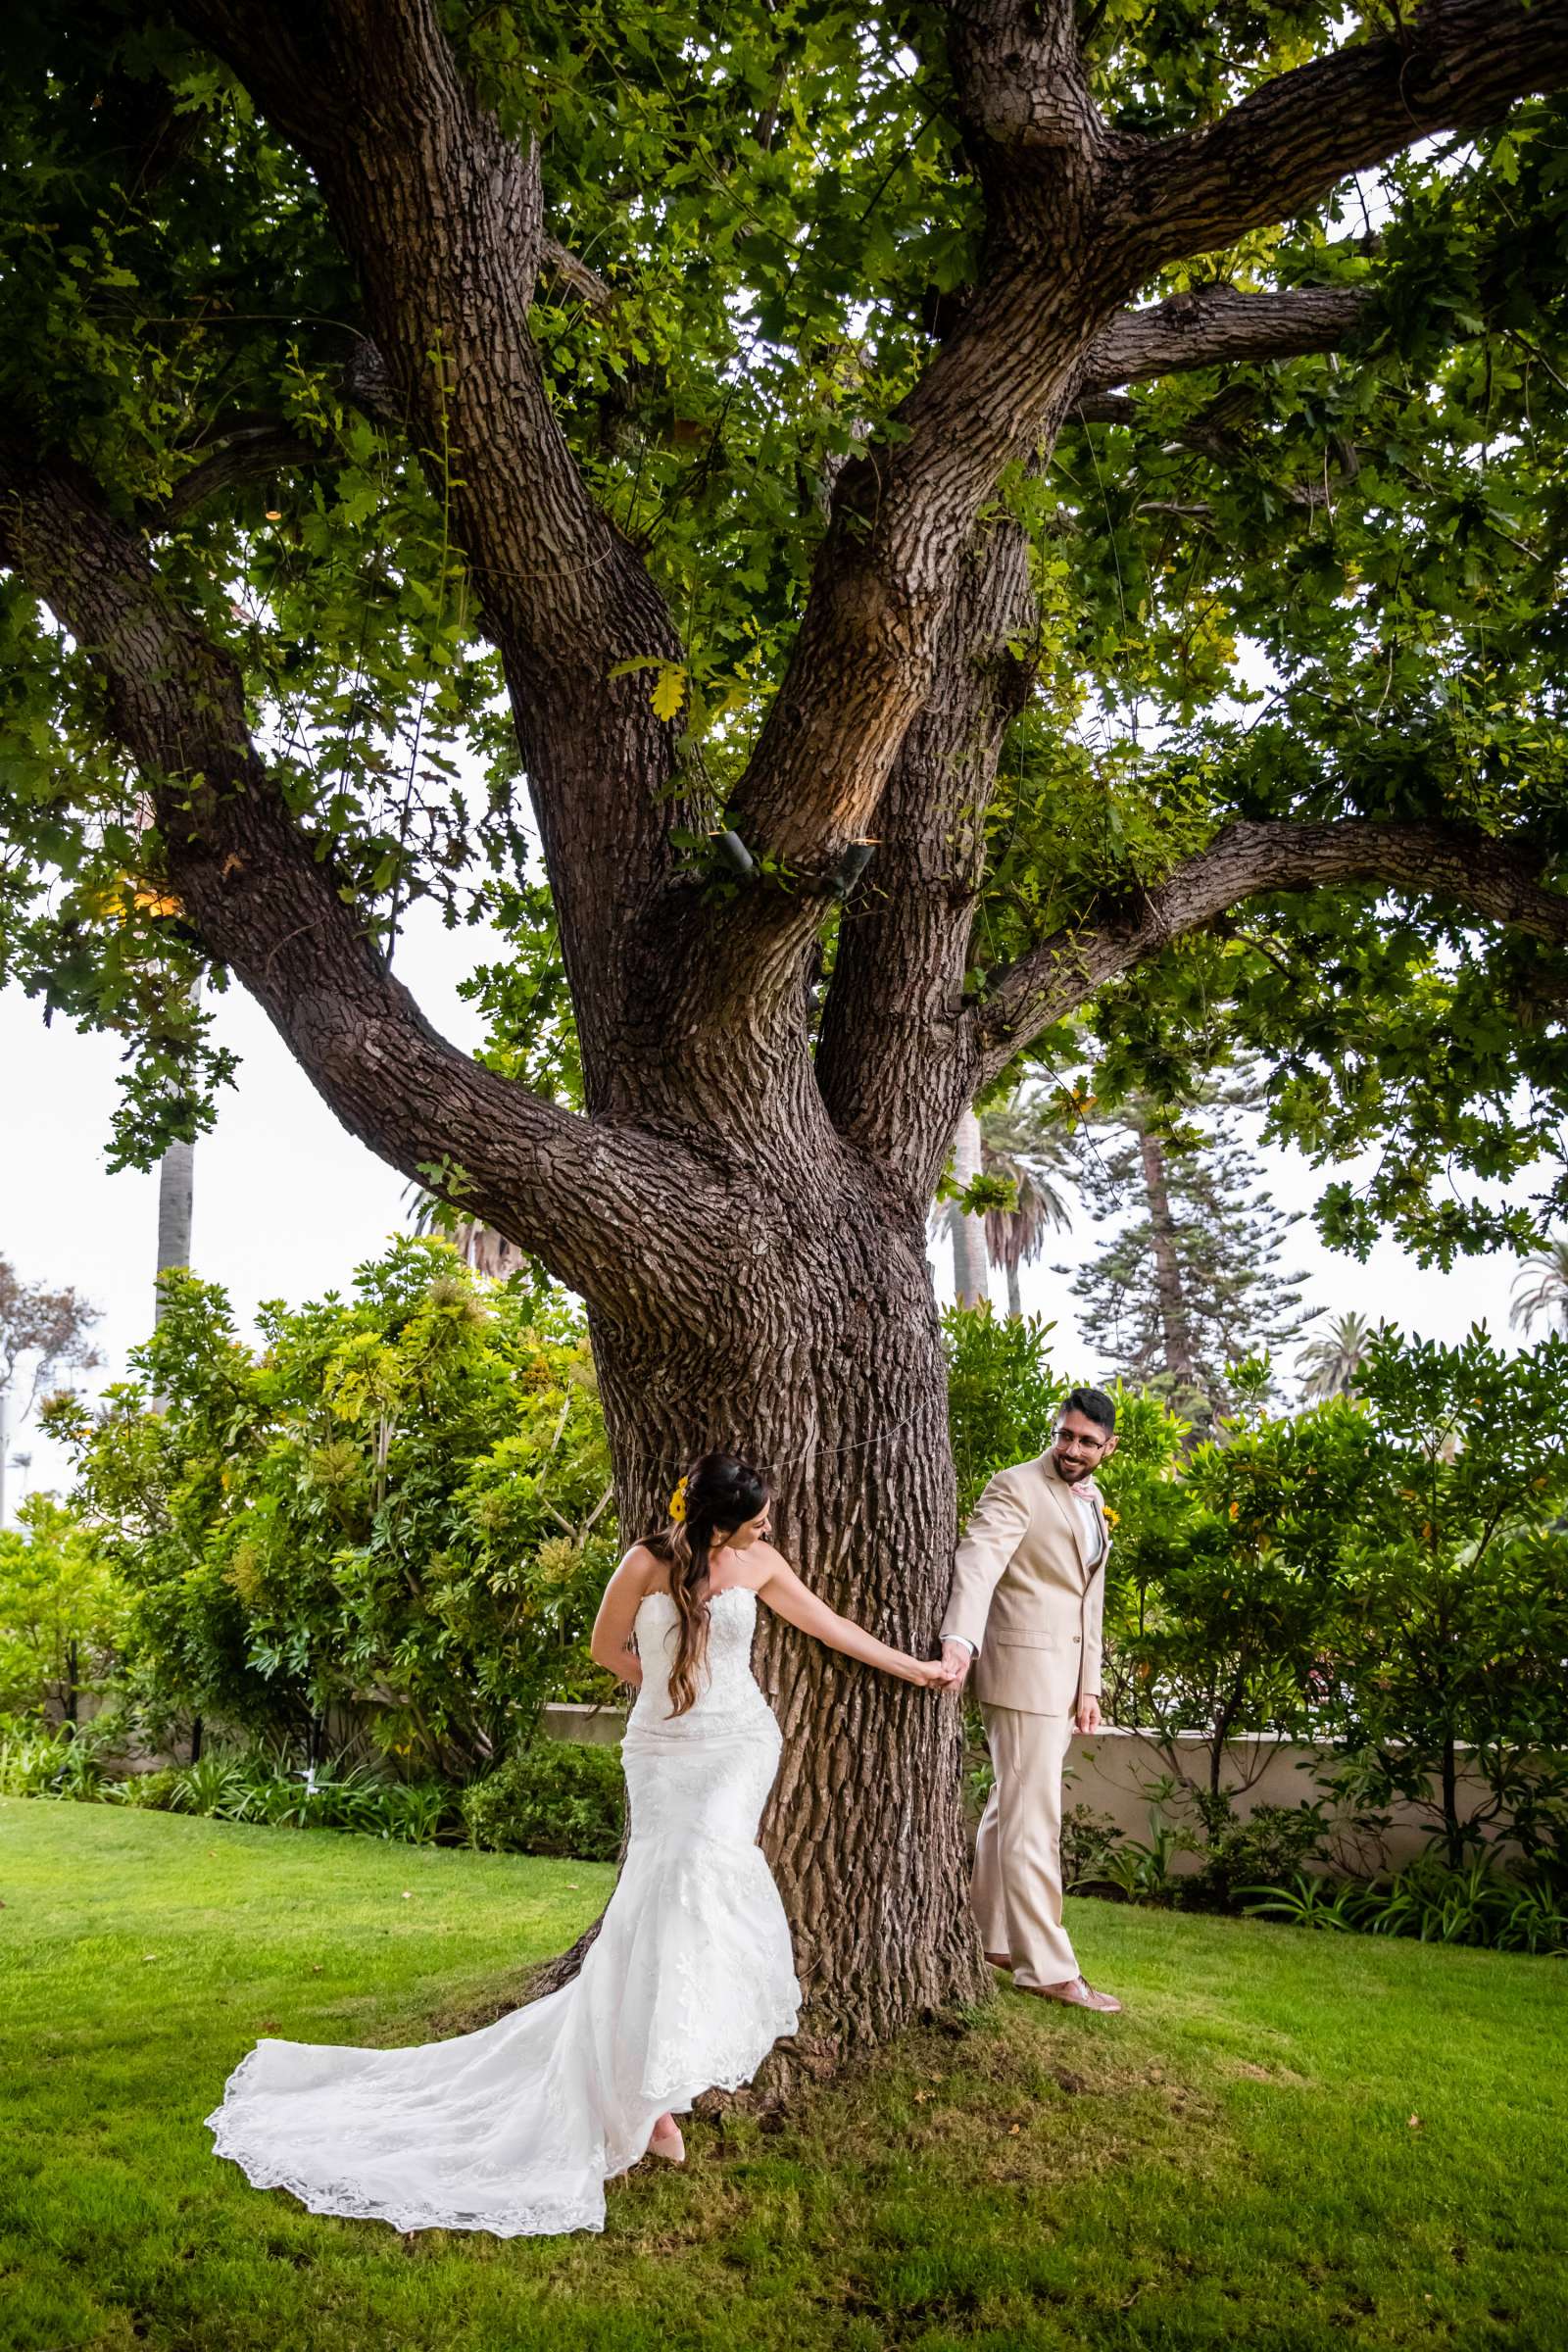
[814,508,1035,1201]
[723,3,1117,869]
[723,0,1564,883]
[1074,285,1374,407]
[971,818,1568,1087]
[147,422,323,532]
[538,233,618,317]
[1114,0,1568,270]
[166,0,697,1103]
[0,434,721,1318]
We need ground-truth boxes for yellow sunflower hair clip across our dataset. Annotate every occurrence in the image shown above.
[668,1476,689,1524]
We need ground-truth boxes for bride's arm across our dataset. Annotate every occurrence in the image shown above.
[589,1548,654,1689]
[753,1546,947,1687]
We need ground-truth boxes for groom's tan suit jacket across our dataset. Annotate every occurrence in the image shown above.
[940,1451,1110,1716]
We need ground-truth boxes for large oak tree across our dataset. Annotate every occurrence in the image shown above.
[4,0,1568,2056]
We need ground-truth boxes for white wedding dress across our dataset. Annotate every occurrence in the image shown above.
[205,1586,801,2235]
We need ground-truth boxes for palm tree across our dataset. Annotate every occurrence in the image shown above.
[155,1137,195,1318]
[1510,1241,1568,1338]
[404,1187,529,1282]
[932,1104,990,1308]
[978,1095,1075,1319]
[1298,1309,1377,1401]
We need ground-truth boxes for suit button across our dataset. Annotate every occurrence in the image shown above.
[1073,1634,1081,1643]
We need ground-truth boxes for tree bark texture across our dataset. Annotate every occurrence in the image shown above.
[5,0,1568,2064]
[588,1198,986,2054]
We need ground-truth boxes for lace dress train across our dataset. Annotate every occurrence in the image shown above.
[204,1587,800,2235]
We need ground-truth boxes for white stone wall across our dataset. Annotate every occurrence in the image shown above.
[542,1704,1509,1871]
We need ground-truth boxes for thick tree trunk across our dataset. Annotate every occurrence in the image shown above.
[1137,1119,1198,1384]
[586,1192,988,2066]
[12,0,1568,2100]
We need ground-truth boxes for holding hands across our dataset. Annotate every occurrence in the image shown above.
[905,1654,956,1689]
[894,1643,971,1690]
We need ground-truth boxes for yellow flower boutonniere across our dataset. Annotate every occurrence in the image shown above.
[668,1476,688,1524]
[1102,1505,1120,1529]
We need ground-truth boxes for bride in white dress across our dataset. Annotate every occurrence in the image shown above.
[205,1450,949,2235]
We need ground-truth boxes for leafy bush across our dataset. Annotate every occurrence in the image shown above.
[161,1749,438,1837]
[0,1495,122,1723]
[461,1739,625,1861]
[163,1753,250,1819]
[1102,1327,1568,1867]
[45,1239,618,1776]
[102,1768,180,1810]
[1077,1814,1194,1905]
[942,1306,1063,1520]
[2,1719,465,1851]
[1246,1859,1568,1956]
[0,1721,76,1797]
[1309,1330,1568,1867]
[1,1724,106,1799]
[366,1780,453,1845]
[1181,1794,1329,1912]
[1060,1803,1126,1893]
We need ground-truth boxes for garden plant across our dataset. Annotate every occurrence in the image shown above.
[6,0,1568,2053]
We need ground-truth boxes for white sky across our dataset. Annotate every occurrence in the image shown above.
[0,892,1522,1518]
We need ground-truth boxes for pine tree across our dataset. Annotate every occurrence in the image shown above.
[1063,1093,1309,1423]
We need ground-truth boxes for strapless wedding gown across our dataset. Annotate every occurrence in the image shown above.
[205,1586,800,2235]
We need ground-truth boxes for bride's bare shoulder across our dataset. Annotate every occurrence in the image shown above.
[617,1541,667,1591]
[746,1540,796,1586]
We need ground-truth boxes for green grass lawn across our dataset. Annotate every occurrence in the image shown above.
[2,1797,1565,2352]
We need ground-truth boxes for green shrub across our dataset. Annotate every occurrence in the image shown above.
[1060,1802,1126,1892]
[0,1495,123,1722]
[942,1306,1063,1520]
[48,1241,618,1778]
[167,1753,253,1819]
[366,1780,453,1844]
[0,1723,74,1797]
[0,1719,109,1800]
[461,1738,625,1860]
[103,1768,180,1809]
[1078,1816,1195,1904]
[1245,1858,1568,1955]
[1182,1794,1329,1912]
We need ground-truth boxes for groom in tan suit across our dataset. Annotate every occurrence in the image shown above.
[941,1388,1122,2012]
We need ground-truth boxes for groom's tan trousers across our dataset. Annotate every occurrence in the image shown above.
[972,1704,1079,1989]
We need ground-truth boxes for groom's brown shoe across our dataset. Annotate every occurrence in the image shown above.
[1017,1976,1122,2013]
[984,1952,1013,1970]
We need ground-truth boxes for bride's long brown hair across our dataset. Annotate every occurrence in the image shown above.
[641,1452,770,1717]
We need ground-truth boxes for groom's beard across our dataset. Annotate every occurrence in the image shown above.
[1053,1450,1093,1482]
